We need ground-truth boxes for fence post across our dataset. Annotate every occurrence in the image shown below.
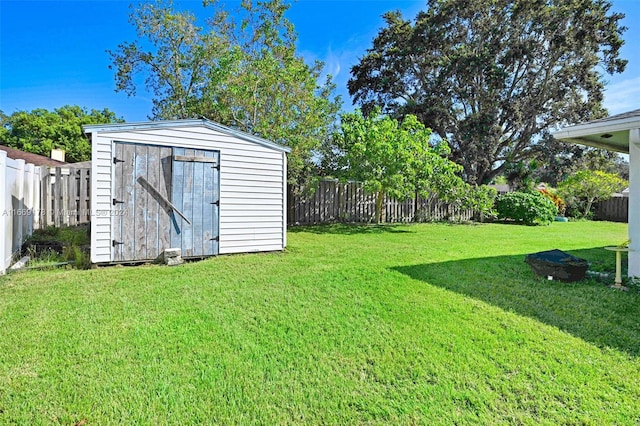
[62,167,70,226]
[32,165,42,230]
[79,168,88,223]
[41,167,49,227]
[24,163,35,237]
[54,167,62,227]
[14,159,25,255]
[67,168,76,226]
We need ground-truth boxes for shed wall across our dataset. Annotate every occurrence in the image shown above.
[90,125,286,263]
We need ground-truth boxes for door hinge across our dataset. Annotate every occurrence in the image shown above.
[112,198,125,205]
[210,236,219,242]
[113,157,125,164]
[210,200,220,206]
[112,240,124,247]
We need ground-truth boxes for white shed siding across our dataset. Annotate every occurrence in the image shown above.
[88,123,287,261]
[91,132,113,263]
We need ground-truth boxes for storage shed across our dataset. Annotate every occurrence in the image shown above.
[84,119,290,264]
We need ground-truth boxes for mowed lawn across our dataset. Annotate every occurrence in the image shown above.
[1,222,640,424]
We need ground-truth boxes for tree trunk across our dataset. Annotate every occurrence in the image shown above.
[583,197,595,218]
[376,190,385,224]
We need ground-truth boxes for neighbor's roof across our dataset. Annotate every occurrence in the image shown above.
[0,144,67,167]
[551,109,640,154]
[83,119,291,153]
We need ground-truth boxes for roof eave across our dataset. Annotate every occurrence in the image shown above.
[551,117,640,139]
[83,119,291,153]
[557,137,629,154]
[551,115,640,154]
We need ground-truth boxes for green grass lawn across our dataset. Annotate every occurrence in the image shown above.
[1,221,639,424]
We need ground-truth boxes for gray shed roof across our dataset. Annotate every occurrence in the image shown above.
[83,119,291,153]
[551,109,640,154]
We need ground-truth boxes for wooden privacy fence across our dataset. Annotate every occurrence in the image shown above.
[594,197,628,223]
[41,165,91,227]
[288,180,474,225]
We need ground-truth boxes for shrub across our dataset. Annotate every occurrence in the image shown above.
[63,244,91,270]
[434,184,497,221]
[539,188,566,216]
[495,191,557,225]
[558,170,627,218]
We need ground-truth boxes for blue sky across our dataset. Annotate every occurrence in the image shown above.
[1,0,639,122]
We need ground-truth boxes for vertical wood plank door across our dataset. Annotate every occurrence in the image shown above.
[111,142,220,262]
[170,147,220,258]
[112,142,174,262]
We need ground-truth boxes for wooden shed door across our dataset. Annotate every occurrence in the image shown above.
[111,143,220,262]
[170,147,220,257]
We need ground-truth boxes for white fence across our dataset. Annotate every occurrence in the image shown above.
[1,151,42,274]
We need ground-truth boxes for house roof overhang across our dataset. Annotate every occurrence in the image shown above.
[0,144,67,166]
[551,109,640,154]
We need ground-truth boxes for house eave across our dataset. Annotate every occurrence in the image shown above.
[551,115,640,154]
[554,136,629,154]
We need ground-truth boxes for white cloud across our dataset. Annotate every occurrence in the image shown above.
[315,45,364,109]
[603,76,640,115]
[324,48,342,78]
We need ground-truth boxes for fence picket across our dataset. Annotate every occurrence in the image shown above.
[41,166,92,228]
[594,197,628,222]
[287,181,475,225]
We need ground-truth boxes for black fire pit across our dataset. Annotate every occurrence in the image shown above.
[525,249,589,282]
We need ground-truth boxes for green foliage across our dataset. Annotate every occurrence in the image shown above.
[0,106,122,163]
[558,170,627,218]
[23,247,63,269]
[62,245,91,270]
[21,225,90,270]
[109,0,340,184]
[539,188,566,216]
[327,109,468,223]
[504,160,538,192]
[495,191,557,225]
[348,0,627,184]
[460,185,498,220]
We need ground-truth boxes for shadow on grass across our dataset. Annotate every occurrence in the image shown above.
[392,247,640,357]
[288,223,414,235]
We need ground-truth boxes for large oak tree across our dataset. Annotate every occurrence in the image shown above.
[348,0,627,185]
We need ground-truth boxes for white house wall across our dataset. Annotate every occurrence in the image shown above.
[628,128,640,277]
[90,125,286,263]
